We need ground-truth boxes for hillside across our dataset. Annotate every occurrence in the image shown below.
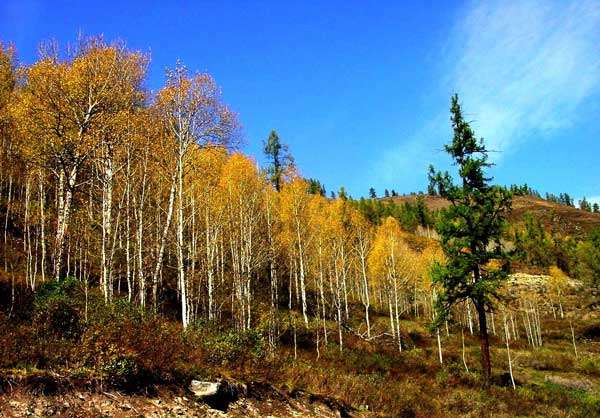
[1,270,599,417]
[387,195,600,235]
[0,38,599,417]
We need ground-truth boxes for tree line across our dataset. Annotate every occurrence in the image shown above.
[0,38,447,350]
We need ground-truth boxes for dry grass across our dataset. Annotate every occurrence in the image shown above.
[0,274,598,417]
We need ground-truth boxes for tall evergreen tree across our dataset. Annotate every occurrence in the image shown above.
[579,197,592,212]
[369,187,377,199]
[428,94,512,387]
[307,178,326,196]
[338,186,348,200]
[263,130,292,191]
[428,183,437,196]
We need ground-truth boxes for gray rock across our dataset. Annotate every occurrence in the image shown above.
[189,380,220,398]
[190,379,247,411]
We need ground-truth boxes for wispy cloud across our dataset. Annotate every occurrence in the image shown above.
[448,0,600,152]
[375,0,600,185]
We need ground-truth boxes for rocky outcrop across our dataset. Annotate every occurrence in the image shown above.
[0,372,354,417]
[190,380,220,398]
[0,385,353,417]
[189,379,248,411]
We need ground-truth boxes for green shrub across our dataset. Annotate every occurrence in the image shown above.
[204,329,265,365]
[540,381,600,415]
[88,296,145,326]
[101,354,152,392]
[33,276,80,310]
[435,369,449,385]
[33,276,82,340]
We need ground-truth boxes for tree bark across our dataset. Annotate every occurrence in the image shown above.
[150,173,176,310]
[475,297,492,386]
[176,149,189,328]
[54,167,77,280]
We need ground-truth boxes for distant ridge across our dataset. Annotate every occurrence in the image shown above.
[384,195,600,235]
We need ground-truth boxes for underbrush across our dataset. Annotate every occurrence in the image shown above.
[0,277,267,393]
[0,276,598,416]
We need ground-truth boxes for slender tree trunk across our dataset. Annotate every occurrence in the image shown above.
[101,152,114,302]
[4,174,12,271]
[475,297,492,386]
[437,328,443,364]
[461,327,469,372]
[510,312,518,340]
[176,150,188,328]
[205,209,216,321]
[296,220,308,326]
[340,246,349,321]
[125,151,132,302]
[135,171,147,307]
[265,194,277,348]
[54,167,77,280]
[318,243,327,346]
[24,174,33,288]
[467,302,474,335]
[38,171,46,283]
[569,320,578,358]
[150,173,176,309]
[359,249,371,338]
[504,312,516,389]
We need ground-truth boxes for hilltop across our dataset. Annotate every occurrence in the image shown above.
[386,195,600,235]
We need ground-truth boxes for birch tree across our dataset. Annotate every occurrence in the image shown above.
[16,37,147,281]
[155,63,237,328]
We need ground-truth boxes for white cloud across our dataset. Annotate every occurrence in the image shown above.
[374,113,448,186]
[448,0,600,152]
[375,0,600,184]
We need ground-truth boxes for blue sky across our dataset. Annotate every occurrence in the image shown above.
[1,0,599,202]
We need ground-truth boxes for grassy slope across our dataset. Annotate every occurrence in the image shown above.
[275,284,600,417]
[388,195,600,235]
[0,271,598,417]
[0,197,599,416]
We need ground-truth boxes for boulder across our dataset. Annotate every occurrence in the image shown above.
[189,379,247,411]
[189,380,219,398]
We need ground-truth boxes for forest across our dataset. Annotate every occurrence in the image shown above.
[0,38,599,417]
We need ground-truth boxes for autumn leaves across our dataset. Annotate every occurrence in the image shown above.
[0,37,448,354]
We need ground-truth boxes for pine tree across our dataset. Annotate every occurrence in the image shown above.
[338,186,348,200]
[384,189,390,198]
[307,178,326,196]
[428,183,437,196]
[263,130,292,191]
[369,187,377,199]
[579,197,591,212]
[428,94,512,387]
